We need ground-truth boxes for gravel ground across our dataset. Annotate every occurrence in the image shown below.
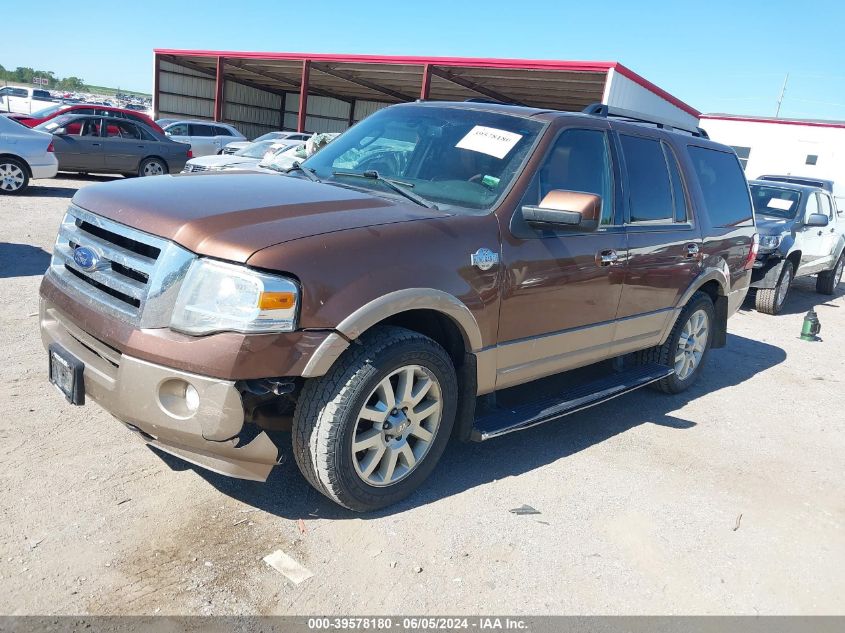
[1,175,843,616]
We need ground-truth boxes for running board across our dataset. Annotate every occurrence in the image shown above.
[471,363,674,441]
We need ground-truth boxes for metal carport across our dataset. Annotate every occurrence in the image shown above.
[153,49,700,139]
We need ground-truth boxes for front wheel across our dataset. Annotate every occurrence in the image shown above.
[0,157,29,195]
[292,326,457,512]
[139,157,167,177]
[816,255,843,295]
[755,261,793,315]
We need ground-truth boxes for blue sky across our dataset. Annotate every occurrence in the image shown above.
[3,0,845,120]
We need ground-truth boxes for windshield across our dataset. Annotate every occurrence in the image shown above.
[253,132,285,143]
[303,104,544,211]
[234,140,276,158]
[260,143,307,169]
[29,104,66,119]
[750,184,802,219]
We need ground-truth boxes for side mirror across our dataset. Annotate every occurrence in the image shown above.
[53,127,67,136]
[522,190,602,231]
[805,213,829,228]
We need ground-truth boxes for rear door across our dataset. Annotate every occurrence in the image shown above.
[189,123,217,156]
[613,130,703,355]
[101,119,146,173]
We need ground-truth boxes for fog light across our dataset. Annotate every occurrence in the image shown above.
[185,384,200,412]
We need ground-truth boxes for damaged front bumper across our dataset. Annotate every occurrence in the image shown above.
[40,299,280,481]
[750,254,786,289]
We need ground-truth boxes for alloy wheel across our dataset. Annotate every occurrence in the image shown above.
[142,161,165,176]
[351,365,442,487]
[674,309,709,381]
[0,163,25,192]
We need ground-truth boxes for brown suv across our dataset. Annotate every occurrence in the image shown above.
[40,101,757,511]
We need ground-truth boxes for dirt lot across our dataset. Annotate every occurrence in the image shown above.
[1,175,843,616]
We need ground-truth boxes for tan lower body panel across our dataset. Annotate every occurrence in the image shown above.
[41,299,279,481]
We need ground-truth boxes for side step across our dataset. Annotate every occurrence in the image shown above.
[471,363,674,441]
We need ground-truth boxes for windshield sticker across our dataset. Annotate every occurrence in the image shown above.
[456,126,523,159]
[767,198,794,211]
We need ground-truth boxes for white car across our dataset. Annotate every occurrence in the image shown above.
[247,133,341,174]
[182,139,281,173]
[162,120,246,157]
[0,115,58,194]
[221,130,311,155]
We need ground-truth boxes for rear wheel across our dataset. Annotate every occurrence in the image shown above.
[292,326,457,512]
[637,291,715,394]
[755,261,793,314]
[139,157,166,177]
[816,255,843,295]
[0,157,29,195]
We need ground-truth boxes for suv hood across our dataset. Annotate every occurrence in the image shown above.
[755,214,795,236]
[72,172,450,263]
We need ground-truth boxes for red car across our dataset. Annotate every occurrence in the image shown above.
[6,103,162,133]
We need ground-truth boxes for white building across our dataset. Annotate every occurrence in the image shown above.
[700,113,845,203]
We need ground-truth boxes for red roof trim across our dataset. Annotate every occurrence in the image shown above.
[700,114,845,130]
[153,49,699,117]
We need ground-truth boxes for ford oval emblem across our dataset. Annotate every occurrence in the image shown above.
[73,246,101,272]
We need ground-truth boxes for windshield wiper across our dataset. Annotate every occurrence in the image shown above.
[287,161,321,182]
[332,170,438,209]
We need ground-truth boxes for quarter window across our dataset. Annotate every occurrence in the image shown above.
[214,126,233,136]
[620,134,674,223]
[687,146,754,227]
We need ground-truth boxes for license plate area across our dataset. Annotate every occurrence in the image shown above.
[49,343,85,405]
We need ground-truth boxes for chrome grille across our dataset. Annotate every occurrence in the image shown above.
[49,205,195,327]
[182,164,209,173]
[221,148,237,155]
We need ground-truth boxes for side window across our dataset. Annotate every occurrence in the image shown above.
[522,128,615,226]
[662,142,689,223]
[687,146,754,227]
[805,192,819,221]
[138,126,157,141]
[190,124,214,137]
[214,126,233,136]
[105,120,141,139]
[818,193,833,220]
[166,123,189,136]
[619,134,674,223]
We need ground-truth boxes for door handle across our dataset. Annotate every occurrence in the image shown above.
[818,230,824,236]
[685,243,701,258]
[91,143,100,147]
[597,249,619,266]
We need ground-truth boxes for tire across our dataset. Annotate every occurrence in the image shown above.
[816,255,843,295]
[755,260,794,315]
[292,325,457,512]
[0,157,29,195]
[139,157,167,177]
[637,291,715,394]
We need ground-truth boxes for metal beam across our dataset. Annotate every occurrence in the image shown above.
[298,60,310,133]
[420,63,432,100]
[161,55,288,99]
[311,62,415,102]
[152,54,161,119]
[223,59,340,100]
[214,56,225,121]
[429,67,525,105]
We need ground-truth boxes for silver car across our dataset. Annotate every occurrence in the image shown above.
[162,120,246,157]
[36,115,192,177]
[0,114,58,194]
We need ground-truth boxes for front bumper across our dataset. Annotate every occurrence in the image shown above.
[750,254,785,289]
[40,299,280,481]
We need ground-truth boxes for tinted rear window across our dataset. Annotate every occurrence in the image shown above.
[620,134,674,222]
[688,146,754,227]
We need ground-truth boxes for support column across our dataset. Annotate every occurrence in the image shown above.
[214,56,225,122]
[347,98,356,129]
[152,54,161,119]
[420,63,432,100]
[297,59,311,133]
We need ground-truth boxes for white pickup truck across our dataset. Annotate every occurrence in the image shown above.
[0,86,56,114]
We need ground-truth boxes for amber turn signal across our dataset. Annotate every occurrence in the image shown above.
[258,291,296,310]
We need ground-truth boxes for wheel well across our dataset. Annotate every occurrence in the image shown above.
[379,309,468,368]
[786,251,801,269]
[0,153,31,177]
[696,279,723,304]
[695,280,728,348]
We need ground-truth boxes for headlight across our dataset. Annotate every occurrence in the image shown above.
[170,259,298,335]
[759,235,782,249]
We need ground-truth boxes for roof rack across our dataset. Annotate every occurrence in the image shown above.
[583,103,709,138]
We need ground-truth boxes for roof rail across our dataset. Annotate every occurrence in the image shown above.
[583,103,709,138]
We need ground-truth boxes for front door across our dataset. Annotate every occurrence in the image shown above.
[52,118,105,172]
[496,125,627,390]
[614,132,703,355]
[799,192,832,274]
